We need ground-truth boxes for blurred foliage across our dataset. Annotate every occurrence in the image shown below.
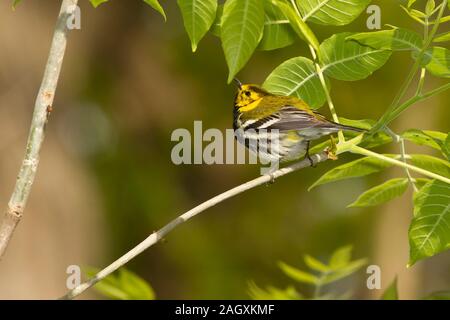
[249,245,367,299]
[86,267,155,300]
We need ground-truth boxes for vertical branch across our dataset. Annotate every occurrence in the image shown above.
[0,0,79,259]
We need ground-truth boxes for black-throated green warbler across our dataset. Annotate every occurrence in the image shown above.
[233,79,363,165]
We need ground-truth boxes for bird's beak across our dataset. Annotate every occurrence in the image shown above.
[234,78,242,90]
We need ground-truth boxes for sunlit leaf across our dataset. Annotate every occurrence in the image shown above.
[443,133,450,160]
[381,277,398,300]
[323,246,367,284]
[143,0,166,21]
[425,0,435,16]
[248,282,303,300]
[296,0,371,26]
[304,255,330,273]
[259,0,296,50]
[329,245,352,269]
[409,154,450,178]
[279,262,318,285]
[177,0,217,51]
[422,47,450,78]
[90,0,108,8]
[434,31,450,43]
[348,178,409,207]
[407,0,417,8]
[338,117,375,131]
[348,27,423,51]
[322,258,367,284]
[408,180,450,266]
[415,178,432,190]
[263,57,327,109]
[118,269,155,300]
[85,267,155,300]
[320,33,391,81]
[221,0,265,82]
[359,132,393,149]
[400,5,426,24]
[402,129,447,151]
[309,156,393,190]
[271,0,320,50]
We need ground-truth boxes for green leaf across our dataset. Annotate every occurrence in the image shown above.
[90,0,108,8]
[349,178,409,207]
[12,0,23,9]
[443,134,450,160]
[402,129,447,151]
[425,0,435,16]
[143,0,167,21]
[400,5,426,24]
[407,0,417,8]
[279,262,319,285]
[408,180,450,266]
[434,31,450,43]
[338,118,375,131]
[263,57,327,109]
[85,267,155,300]
[221,0,265,83]
[359,132,393,149]
[415,178,432,190]
[409,154,450,178]
[296,0,371,26]
[329,245,353,269]
[422,47,450,78]
[348,27,423,51]
[271,0,320,50]
[259,0,296,51]
[381,277,398,300]
[177,0,217,52]
[322,258,367,284]
[248,282,302,300]
[309,156,393,190]
[323,246,367,284]
[320,33,391,81]
[304,255,330,273]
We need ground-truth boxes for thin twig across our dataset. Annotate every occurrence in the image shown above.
[61,151,332,299]
[385,128,418,192]
[0,0,78,259]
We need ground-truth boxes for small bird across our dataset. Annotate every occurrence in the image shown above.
[233,79,364,166]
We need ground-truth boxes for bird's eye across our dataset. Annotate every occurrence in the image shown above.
[245,91,251,97]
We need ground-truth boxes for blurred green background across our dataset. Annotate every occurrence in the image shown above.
[0,0,448,299]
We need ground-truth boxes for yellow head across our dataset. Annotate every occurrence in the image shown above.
[234,79,270,110]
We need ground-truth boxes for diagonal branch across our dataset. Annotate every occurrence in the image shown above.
[61,151,331,299]
[0,0,79,259]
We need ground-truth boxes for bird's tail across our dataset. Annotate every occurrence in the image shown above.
[331,122,367,133]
